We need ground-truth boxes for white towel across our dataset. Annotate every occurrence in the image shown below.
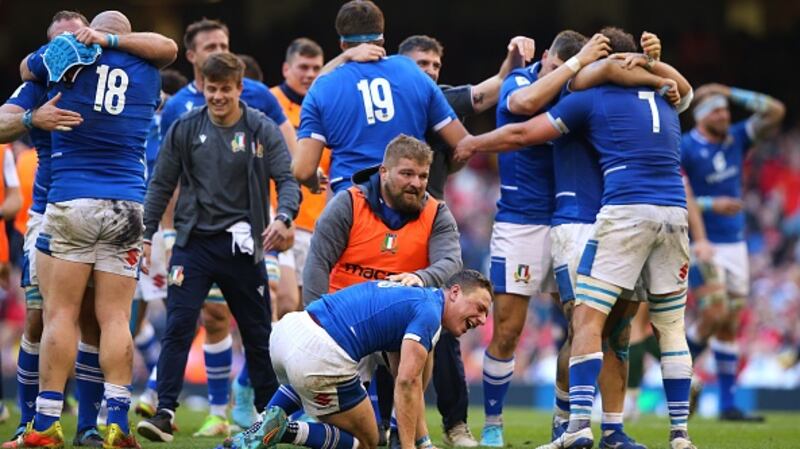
[226,221,254,255]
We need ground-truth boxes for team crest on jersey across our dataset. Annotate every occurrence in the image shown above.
[168,265,185,286]
[513,264,531,283]
[381,233,398,254]
[231,132,246,152]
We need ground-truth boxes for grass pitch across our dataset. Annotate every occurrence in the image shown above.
[0,406,795,449]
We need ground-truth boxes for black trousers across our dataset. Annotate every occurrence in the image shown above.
[376,330,468,430]
[156,233,277,412]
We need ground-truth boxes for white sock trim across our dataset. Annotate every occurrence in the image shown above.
[21,336,40,354]
[104,383,132,400]
[203,334,233,353]
[602,412,623,424]
[78,342,100,354]
[294,421,310,445]
[709,337,738,355]
[569,352,604,366]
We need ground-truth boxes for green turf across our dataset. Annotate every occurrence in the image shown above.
[0,405,796,448]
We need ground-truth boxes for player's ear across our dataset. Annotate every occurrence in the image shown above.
[186,48,196,65]
[282,61,290,79]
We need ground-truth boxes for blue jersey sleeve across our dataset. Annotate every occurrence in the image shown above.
[730,120,753,154]
[403,301,442,352]
[546,90,594,135]
[159,96,183,141]
[242,79,287,126]
[5,81,46,110]
[297,90,325,142]
[27,45,49,82]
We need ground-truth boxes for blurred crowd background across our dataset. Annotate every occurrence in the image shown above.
[1,0,800,403]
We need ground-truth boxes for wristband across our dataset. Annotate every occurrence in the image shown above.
[696,196,713,211]
[564,56,581,74]
[107,34,119,48]
[22,109,34,130]
[162,229,177,251]
[730,87,768,113]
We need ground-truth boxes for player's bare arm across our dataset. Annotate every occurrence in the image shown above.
[0,95,82,142]
[74,27,178,68]
[454,113,560,162]
[293,138,325,192]
[319,43,386,77]
[394,339,430,449]
[470,36,534,113]
[507,33,610,115]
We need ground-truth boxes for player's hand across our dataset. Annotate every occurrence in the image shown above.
[310,168,329,194]
[345,44,386,63]
[31,92,83,132]
[387,272,424,287]
[141,241,152,275]
[575,33,611,68]
[692,238,715,263]
[711,196,743,215]
[695,83,730,99]
[658,78,681,106]
[262,220,295,252]
[506,36,535,67]
[608,52,649,70]
[640,31,661,61]
[453,136,477,163]
[74,26,107,46]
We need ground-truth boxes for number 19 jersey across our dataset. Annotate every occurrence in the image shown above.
[298,55,456,192]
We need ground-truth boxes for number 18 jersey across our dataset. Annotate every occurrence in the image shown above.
[298,55,456,192]
[28,47,160,203]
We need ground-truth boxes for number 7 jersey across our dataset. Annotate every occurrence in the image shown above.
[298,55,456,192]
[28,47,160,204]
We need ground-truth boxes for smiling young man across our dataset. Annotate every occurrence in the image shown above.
[224,270,493,449]
[137,52,300,443]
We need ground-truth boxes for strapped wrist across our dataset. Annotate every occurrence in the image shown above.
[565,56,581,74]
[22,109,34,130]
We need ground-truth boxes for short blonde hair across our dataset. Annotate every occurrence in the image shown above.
[383,134,433,168]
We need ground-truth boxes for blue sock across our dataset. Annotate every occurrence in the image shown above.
[134,322,160,376]
[601,412,624,434]
[711,339,738,412]
[291,421,356,449]
[482,351,514,425]
[367,378,381,423]
[567,352,603,432]
[75,343,105,432]
[268,385,303,415]
[33,391,63,431]
[237,362,250,387]
[661,359,692,432]
[146,367,158,392]
[105,383,132,434]
[204,335,233,415]
[17,337,40,426]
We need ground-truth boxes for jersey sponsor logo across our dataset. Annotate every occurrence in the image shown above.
[513,264,531,283]
[231,132,246,153]
[184,101,194,111]
[199,134,207,143]
[313,393,333,407]
[514,76,531,87]
[678,262,689,281]
[125,248,140,267]
[168,265,184,286]
[343,263,398,281]
[381,233,398,254]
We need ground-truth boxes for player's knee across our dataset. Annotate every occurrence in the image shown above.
[202,306,230,336]
[574,275,622,315]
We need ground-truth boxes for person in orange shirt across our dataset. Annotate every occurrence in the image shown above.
[13,140,36,238]
[269,38,330,314]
